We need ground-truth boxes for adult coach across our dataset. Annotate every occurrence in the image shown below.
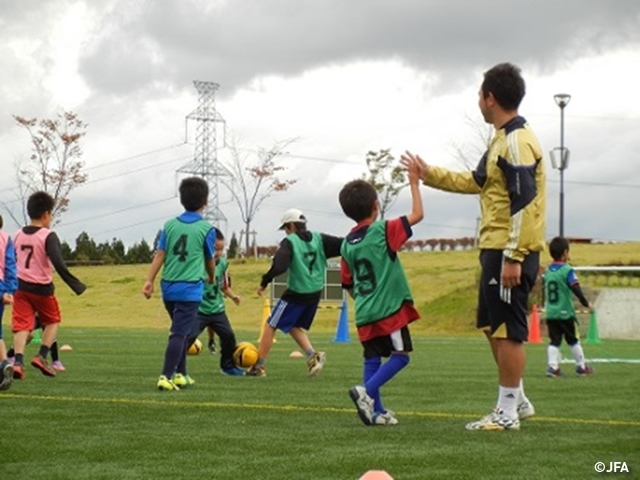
[402,63,546,430]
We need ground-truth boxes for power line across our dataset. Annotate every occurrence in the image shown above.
[60,196,176,227]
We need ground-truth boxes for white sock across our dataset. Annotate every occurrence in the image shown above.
[497,386,519,419]
[571,343,586,368]
[547,345,561,369]
[517,379,526,404]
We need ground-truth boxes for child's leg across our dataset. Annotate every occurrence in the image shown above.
[289,327,314,357]
[50,340,59,362]
[210,314,237,371]
[207,326,216,352]
[255,324,276,367]
[565,322,586,368]
[161,301,199,379]
[37,323,59,360]
[546,321,563,370]
[363,356,384,412]
[163,334,187,377]
[174,335,191,376]
[365,353,410,412]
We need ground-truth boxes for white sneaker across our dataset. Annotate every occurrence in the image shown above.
[307,351,326,377]
[349,385,374,426]
[517,399,535,420]
[465,409,520,431]
[372,411,398,426]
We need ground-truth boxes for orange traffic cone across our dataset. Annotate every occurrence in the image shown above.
[528,304,542,343]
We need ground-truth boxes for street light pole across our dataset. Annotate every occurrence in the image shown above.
[554,93,571,237]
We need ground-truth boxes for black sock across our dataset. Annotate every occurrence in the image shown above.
[15,353,24,365]
[50,341,59,362]
[38,345,50,359]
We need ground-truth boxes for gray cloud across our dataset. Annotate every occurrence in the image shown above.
[77,0,640,98]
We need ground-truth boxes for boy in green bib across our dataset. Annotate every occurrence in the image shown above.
[340,156,423,426]
[143,177,216,391]
[544,237,593,377]
[248,209,343,377]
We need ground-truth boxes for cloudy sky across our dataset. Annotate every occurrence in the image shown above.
[2,0,640,250]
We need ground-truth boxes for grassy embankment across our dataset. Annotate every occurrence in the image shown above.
[51,242,640,337]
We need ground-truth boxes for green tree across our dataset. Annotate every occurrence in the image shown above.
[109,238,126,264]
[8,111,88,225]
[60,240,73,261]
[75,231,97,260]
[363,149,407,219]
[126,239,153,264]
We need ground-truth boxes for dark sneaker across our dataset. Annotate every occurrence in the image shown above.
[576,365,594,376]
[0,361,14,390]
[31,356,56,377]
[546,366,562,378]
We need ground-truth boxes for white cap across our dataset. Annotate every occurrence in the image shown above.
[278,208,306,230]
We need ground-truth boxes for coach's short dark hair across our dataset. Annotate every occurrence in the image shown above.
[481,62,526,111]
[179,177,209,212]
[548,236,570,261]
[339,179,378,222]
[27,191,55,220]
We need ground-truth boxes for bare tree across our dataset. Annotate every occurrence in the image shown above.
[11,111,88,224]
[221,136,297,254]
[363,149,407,219]
[448,114,493,170]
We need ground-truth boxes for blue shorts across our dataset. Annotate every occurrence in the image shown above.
[163,300,200,336]
[267,299,319,334]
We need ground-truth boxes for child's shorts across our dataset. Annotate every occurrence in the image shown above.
[12,291,61,332]
[267,299,319,334]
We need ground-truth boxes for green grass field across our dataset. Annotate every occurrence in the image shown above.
[1,329,639,479]
[2,244,640,479]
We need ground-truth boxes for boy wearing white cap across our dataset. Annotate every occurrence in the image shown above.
[250,208,342,377]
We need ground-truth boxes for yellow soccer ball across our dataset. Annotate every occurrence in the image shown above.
[187,339,203,356]
[233,342,259,368]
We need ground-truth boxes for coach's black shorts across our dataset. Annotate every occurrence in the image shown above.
[362,326,413,358]
[477,249,539,342]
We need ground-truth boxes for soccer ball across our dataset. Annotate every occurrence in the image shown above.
[187,339,203,356]
[233,342,259,368]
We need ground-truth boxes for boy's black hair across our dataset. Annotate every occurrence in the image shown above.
[179,177,209,212]
[27,191,55,220]
[215,228,224,241]
[481,62,526,111]
[548,236,570,261]
[339,179,378,222]
[0,214,3,229]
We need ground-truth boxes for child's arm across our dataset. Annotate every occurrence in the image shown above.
[222,286,241,305]
[569,282,590,310]
[143,250,164,299]
[46,232,86,295]
[400,153,424,226]
[257,238,292,295]
[1,236,17,304]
